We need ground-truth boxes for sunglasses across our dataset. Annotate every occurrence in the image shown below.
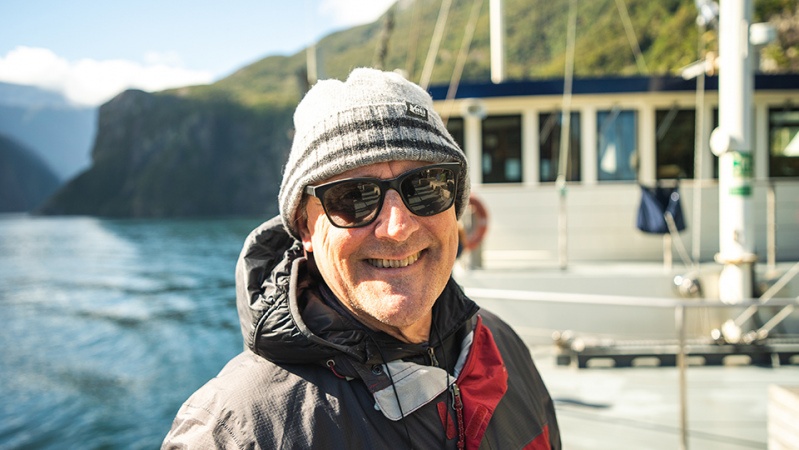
[304,162,461,228]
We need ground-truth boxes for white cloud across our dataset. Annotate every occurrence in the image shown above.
[0,46,214,106]
[318,0,396,27]
[143,50,185,67]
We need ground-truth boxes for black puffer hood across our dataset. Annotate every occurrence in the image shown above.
[235,216,479,370]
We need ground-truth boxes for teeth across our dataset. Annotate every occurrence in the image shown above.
[368,252,421,269]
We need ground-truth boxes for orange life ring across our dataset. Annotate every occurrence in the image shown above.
[462,194,488,251]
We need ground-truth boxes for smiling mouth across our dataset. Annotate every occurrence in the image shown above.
[367,251,422,269]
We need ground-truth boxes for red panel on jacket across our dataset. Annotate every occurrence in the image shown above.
[456,315,509,449]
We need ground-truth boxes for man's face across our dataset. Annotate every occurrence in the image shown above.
[299,160,459,339]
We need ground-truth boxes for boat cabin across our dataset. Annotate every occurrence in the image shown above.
[430,74,799,267]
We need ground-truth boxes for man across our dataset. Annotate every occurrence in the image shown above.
[163,68,560,449]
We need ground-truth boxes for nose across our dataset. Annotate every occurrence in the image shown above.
[373,189,419,241]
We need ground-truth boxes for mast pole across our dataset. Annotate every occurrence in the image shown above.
[711,0,756,303]
[489,0,506,84]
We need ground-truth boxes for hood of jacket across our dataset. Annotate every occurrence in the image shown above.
[234,216,479,375]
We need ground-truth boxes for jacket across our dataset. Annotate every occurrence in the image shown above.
[163,216,560,449]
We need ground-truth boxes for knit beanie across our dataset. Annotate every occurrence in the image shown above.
[279,67,470,240]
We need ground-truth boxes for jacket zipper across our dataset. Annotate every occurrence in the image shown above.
[450,383,465,449]
[427,347,439,367]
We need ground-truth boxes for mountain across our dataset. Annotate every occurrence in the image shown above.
[0,82,96,181]
[0,134,61,212]
[163,0,798,108]
[0,82,74,108]
[38,90,292,217]
[38,0,799,218]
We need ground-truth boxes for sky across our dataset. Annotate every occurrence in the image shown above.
[0,0,397,106]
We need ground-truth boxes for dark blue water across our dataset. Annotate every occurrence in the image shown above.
[0,214,267,449]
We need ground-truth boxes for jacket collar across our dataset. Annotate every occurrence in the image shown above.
[235,216,479,379]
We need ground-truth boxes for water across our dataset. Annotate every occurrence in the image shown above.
[0,214,267,449]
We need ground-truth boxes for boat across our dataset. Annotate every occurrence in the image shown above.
[422,0,799,341]
[428,72,799,340]
[420,1,799,447]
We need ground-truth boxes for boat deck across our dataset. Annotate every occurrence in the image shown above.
[532,345,799,449]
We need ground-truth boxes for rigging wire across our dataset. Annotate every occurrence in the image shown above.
[373,5,396,71]
[557,0,577,187]
[304,0,318,88]
[557,0,578,270]
[441,0,485,126]
[420,0,453,89]
[692,24,707,265]
[692,23,712,335]
[405,0,422,80]
[614,0,649,75]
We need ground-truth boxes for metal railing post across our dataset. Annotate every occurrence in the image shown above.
[767,182,776,273]
[676,304,688,450]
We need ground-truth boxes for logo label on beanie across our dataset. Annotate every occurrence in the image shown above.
[406,102,428,120]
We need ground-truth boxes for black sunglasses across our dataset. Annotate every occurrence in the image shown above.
[304,162,460,228]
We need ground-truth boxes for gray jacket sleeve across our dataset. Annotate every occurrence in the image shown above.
[163,402,251,450]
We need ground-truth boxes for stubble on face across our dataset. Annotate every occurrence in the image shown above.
[299,161,459,343]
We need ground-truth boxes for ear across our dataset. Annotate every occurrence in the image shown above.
[297,215,314,253]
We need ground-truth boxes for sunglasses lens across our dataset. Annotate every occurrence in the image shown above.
[322,181,382,227]
[314,164,459,228]
[401,167,456,216]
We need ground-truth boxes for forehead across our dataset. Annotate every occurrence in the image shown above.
[320,160,431,184]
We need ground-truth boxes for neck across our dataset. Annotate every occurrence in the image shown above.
[373,312,432,344]
[342,303,431,344]
[316,281,432,344]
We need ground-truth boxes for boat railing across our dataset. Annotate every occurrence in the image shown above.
[463,286,799,450]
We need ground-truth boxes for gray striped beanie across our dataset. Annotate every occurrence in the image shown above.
[279,67,469,240]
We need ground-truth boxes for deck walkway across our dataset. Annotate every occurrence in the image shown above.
[532,345,799,449]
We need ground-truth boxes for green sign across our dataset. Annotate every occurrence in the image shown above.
[732,151,753,179]
[729,186,752,196]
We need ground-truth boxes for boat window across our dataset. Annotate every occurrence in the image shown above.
[539,111,581,183]
[481,115,522,183]
[769,107,799,178]
[597,109,637,181]
[656,108,695,179]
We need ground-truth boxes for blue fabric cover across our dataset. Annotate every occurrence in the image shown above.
[636,185,686,234]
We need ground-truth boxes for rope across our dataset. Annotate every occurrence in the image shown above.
[556,0,577,187]
[441,0,485,125]
[614,0,649,75]
[404,0,422,80]
[420,0,453,89]
[557,0,578,270]
[692,24,707,264]
[373,6,395,70]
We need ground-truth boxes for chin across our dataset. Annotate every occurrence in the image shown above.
[364,291,432,325]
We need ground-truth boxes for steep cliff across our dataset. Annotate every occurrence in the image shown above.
[38,90,293,217]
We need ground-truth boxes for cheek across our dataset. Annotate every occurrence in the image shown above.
[437,211,460,251]
[310,222,361,274]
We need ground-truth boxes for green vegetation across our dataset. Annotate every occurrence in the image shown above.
[41,0,799,218]
[165,0,799,106]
